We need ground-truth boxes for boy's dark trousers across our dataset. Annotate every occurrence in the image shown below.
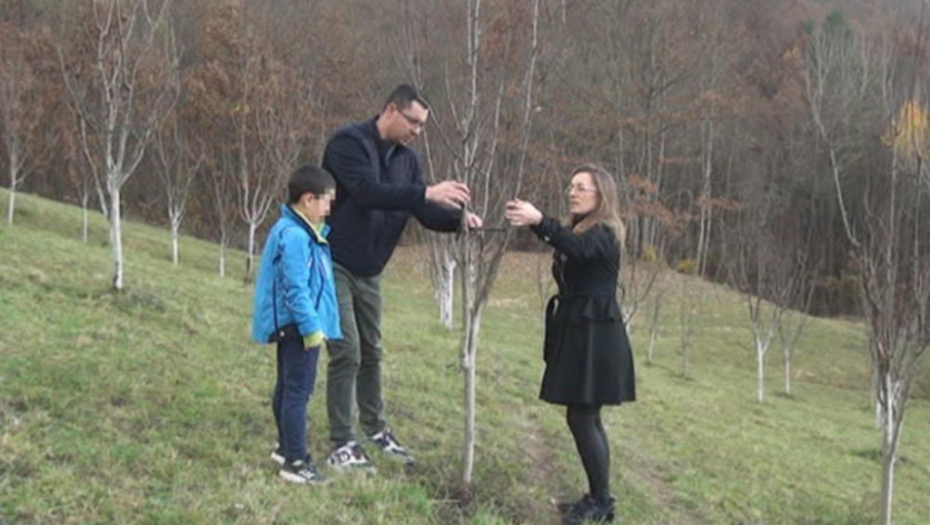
[272,329,320,463]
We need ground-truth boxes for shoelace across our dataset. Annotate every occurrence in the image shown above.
[344,444,367,461]
[378,431,402,448]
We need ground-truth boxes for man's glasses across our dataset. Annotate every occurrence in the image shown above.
[398,110,426,130]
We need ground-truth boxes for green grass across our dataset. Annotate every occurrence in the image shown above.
[1,188,928,525]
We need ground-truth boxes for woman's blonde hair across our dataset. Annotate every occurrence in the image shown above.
[566,163,626,248]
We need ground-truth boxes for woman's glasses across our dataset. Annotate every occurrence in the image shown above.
[565,184,597,195]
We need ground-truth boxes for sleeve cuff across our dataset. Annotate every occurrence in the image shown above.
[530,215,557,240]
[304,331,325,348]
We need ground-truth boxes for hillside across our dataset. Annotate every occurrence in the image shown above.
[1,189,928,525]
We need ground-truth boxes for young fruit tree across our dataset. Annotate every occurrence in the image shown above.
[153,113,201,265]
[804,10,930,523]
[59,0,179,290]
[429,0,542,486]
[0,23,56,226]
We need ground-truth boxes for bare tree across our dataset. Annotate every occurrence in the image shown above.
[63,111,96,242]
[732,220,808,404]
[677,261,697,379]
[390,0,459,329]
[59,0,179,289]
[153,113,201,265]
[805,9,930,523]
[0,23,54,225]
[430,0,542,486]
[232,30,308,281]
[209,151,236,278]
[777,283,815,396]
[645,279,665,365]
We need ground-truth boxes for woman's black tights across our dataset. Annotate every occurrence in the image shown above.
[566,404,610,501]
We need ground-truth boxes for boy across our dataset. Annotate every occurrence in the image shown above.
[252,165,341,484]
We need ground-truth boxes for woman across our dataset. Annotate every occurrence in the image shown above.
[505,164,635,524]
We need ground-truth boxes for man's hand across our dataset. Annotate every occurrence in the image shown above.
[505,199,543,227]
[464,212,483,230]
[426,180,471,209]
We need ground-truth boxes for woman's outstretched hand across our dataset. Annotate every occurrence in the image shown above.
[505,199,543,227]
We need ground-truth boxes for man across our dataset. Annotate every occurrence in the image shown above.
[322,84,482,471]
[252,166,341,485]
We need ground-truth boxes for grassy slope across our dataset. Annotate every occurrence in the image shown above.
[0,188,927,525]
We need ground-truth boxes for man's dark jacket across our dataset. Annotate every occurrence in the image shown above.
[323,117,461,277]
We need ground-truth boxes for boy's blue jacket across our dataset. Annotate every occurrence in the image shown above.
[252,204,342,344]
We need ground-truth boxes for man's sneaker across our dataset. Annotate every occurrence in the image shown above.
[326,441,376,473]
[270,446,285,466]
[369,428,415,464]
[562,493,615,524]
[279,457,329,485]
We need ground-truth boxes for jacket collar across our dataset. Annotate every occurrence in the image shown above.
[367,116,402,162]
[280,204,329,245]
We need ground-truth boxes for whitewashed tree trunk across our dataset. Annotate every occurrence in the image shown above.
[779,309,812,397]
[784,349,791,395]
[679,278,694,378]
[461,297,482,484]
[171,223,180,265]
[438,256,456,329]
[6,178,15,226]
[755,338,769,404]
[218,243,226,278]
[879,372,901,525]
[81,196,89,243]
[247,221,258,281]
[109,184,124,290]
[646,292,663,365]
[747,299,779,404]
[6,147,18,225]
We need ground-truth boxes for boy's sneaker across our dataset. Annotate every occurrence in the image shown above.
[326,441,376,473]
[270,446,286,466]
[370,428,415,464]
[279,457,329,485]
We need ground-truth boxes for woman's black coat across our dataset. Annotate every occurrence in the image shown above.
[530,216,636,406]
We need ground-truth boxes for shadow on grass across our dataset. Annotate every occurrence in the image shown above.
[406,461,561,525]
[773,391,804,402]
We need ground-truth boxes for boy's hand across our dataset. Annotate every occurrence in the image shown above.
[305,331,325,351]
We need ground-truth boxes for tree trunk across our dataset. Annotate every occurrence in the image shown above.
[81,195,89,243]
[246,221,257,281]
[784,349,792,395]
[681,343,689,378]
[6,184,15,226]
[109,184,124,290]
[880,375,896,525]
[460,235,479,486]
[218,241,226,278]
[171,224,179,265]
[757,340,766,403]
[647,325,658,365]
[7,156,16,225]
[461,305,482,485]
[439,256,456,329]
